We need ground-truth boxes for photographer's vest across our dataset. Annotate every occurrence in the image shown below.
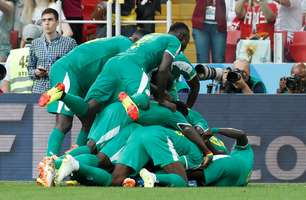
[9,48,33,93]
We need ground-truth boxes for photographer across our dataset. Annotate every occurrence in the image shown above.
[220,59,266,94]
[195,59,266,94]
[277,63,306,94]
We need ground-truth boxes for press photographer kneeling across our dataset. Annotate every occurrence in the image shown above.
[277,63,306,94]
[195,59,266,94]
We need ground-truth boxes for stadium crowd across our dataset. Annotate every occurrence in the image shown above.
[0,0,305,188]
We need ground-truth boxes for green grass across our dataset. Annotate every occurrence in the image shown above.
[0,182,305,200]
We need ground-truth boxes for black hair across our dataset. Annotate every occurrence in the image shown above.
[169,22,190,33]
[133,29,150,37]
[41,8,59,21]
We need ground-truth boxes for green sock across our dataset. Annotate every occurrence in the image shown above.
[54,147,92,169]
[132,93,150,110]
[67,145,91,157]
[156,173,187,187]
[55,158,63,169]
[62,93,88,117]
[78,163,112,186]
[75,129,88,146]
[47,128,65,156]
[75,154,99,167]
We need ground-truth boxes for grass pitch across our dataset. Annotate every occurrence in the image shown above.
[0,182,305,200]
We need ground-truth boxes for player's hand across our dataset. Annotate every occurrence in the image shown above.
[200,153,213,169]
[159,99,177,112]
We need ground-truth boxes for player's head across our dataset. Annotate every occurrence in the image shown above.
[129,29,150,43]
[168,22,190,51]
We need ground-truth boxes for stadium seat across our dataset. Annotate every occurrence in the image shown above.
[10,31,19,49]
[81,0,99,42]
[225,30,241,63]
[289,32,306,62]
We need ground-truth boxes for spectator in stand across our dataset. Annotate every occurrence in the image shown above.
[0,0,14,62]
[275,0,303,40]
[136,0,161,33]
[192,0,227,63]
[235,0,277,47]
[0,24,42,93]
[27,8,76,94]
[21,0,73,47]
[62,0,83,44]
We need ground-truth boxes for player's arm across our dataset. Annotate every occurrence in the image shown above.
[180,124,213,168]
[186,75,200,108]
[213,128,248,147]
[156,52,177,111]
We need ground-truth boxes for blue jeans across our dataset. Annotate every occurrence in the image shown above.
[192,24,227,63]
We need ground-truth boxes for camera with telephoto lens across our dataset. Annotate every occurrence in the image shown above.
[194,64,224,82]
[0,64,6,81]
[285,76,302,91]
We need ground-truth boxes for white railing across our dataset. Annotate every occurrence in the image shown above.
[61,0,172,38]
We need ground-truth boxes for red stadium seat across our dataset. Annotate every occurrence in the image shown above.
[10,31,19,49]
[289,32,306,62]
[225,30,241,63]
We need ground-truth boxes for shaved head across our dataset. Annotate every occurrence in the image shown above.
[233,59,250,77]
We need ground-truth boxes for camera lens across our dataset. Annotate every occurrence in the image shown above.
[195,64,223,82]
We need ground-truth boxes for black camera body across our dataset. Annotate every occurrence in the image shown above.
[0,64,7,81]
[226,68,247,83]
[285,76,303,91]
